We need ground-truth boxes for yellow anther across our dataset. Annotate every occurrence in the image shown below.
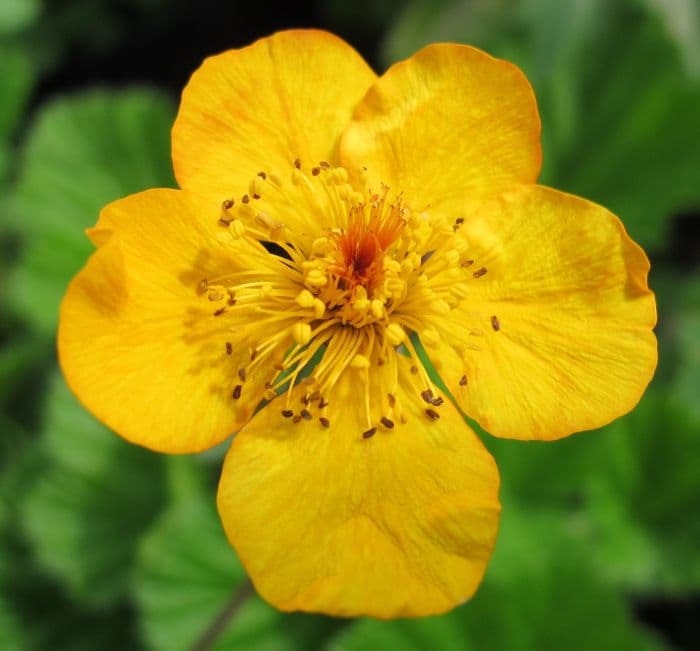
[434,299,451,314]
[264,388,277,401]
[370,299,384,319]
[249,176,264,198]
[422,327,441,348]
[386,322,406,346]
[354,297,370,313]
[296,289,315,309]
[311,237,329,255]
[350,354,370,369]
[312,298,326,319]
[228,220,246,239]
[306,269,328,287]
[383,258,401,273]
[292,322,312,346]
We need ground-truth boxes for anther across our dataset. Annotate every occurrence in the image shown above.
[410,365,418,375]
[460,260,474,268]
[225,342,232,355]
[319,161,331,169]
[311,166,321,176]
[421,389,435,404]
[292,322,312,346]
[294,158,301,169]
[281,409,294,418]
[425,408,440,421]
[242,194,250,204]
[459,374,468,386]
[473,267,488,278]
[222,199,234,209]
[318,398,329,408]
[257,171,267,179]
[232,385,242,400]
[387,393,396,407]
[362,427,377,439]
[238,368,246,382]
[293,415,302,423]
[455,217,464,225]
[300,409,312,421]
[380,417,395,429]
[319,417,330,428]
[491,315,500,331]
[431,396,444,406]
[214,307,225,317]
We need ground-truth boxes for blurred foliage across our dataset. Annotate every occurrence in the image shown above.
[1,0,698,650]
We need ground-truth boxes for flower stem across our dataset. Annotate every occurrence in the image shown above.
[191,579,254,651]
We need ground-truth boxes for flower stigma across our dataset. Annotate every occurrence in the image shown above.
[201,159,494,437]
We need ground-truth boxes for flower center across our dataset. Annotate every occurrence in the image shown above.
[198,159,490,437]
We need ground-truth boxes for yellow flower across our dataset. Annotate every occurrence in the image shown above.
[58,30,657,618]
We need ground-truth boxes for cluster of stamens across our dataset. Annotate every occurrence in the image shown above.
[197,159,500,438]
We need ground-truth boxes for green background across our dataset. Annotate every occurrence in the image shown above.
[1,0,699,649]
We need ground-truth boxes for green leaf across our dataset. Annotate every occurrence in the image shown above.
[0,0,40,35]
[135,478,341,651]
[20,372,167,607]
[331,505,665,651]
[585,391,700,592]
[7,88,175,335]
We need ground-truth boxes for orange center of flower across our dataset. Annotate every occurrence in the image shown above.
[198,159,491,437]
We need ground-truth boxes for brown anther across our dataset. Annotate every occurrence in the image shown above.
[301,395,310,406]
[455,217,464,225]
[319,161,331,169]
[218,215,233,226]
[318,399,329,408]
[227,297,236,306]
[425,408,440,421]
[459,374,468,386]
[311,166,321,176]
[309,391,322,401]
[242,194,250,204]
[250,349,258,361]
[293,415,302,423]
[238,368,246,382]
[294,158,301,169]
[460,259,474,268]
[222,199,234,209]
[431,396,444,407]
[387,393,396,407]
[232,385,242,400]
[491,315,501,331]
[252,193,261,200]
[362,427,377,439]
[421,389,435,404]
[473,267,488,278]
[300,409,312,421]
[281,409,294,418]
[264,382,273,389]
[225,342,232,355]
[319,417,330,428]
[410,366,418,375]
[381,417,395,429]
[214,307,226,317]
[257,171,267,179]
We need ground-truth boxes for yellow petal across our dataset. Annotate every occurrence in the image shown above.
[340,43,541,210]
[172,30,376,205]
[58,189,283,453]
[217,358,500,618]
[431,185,657,440]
